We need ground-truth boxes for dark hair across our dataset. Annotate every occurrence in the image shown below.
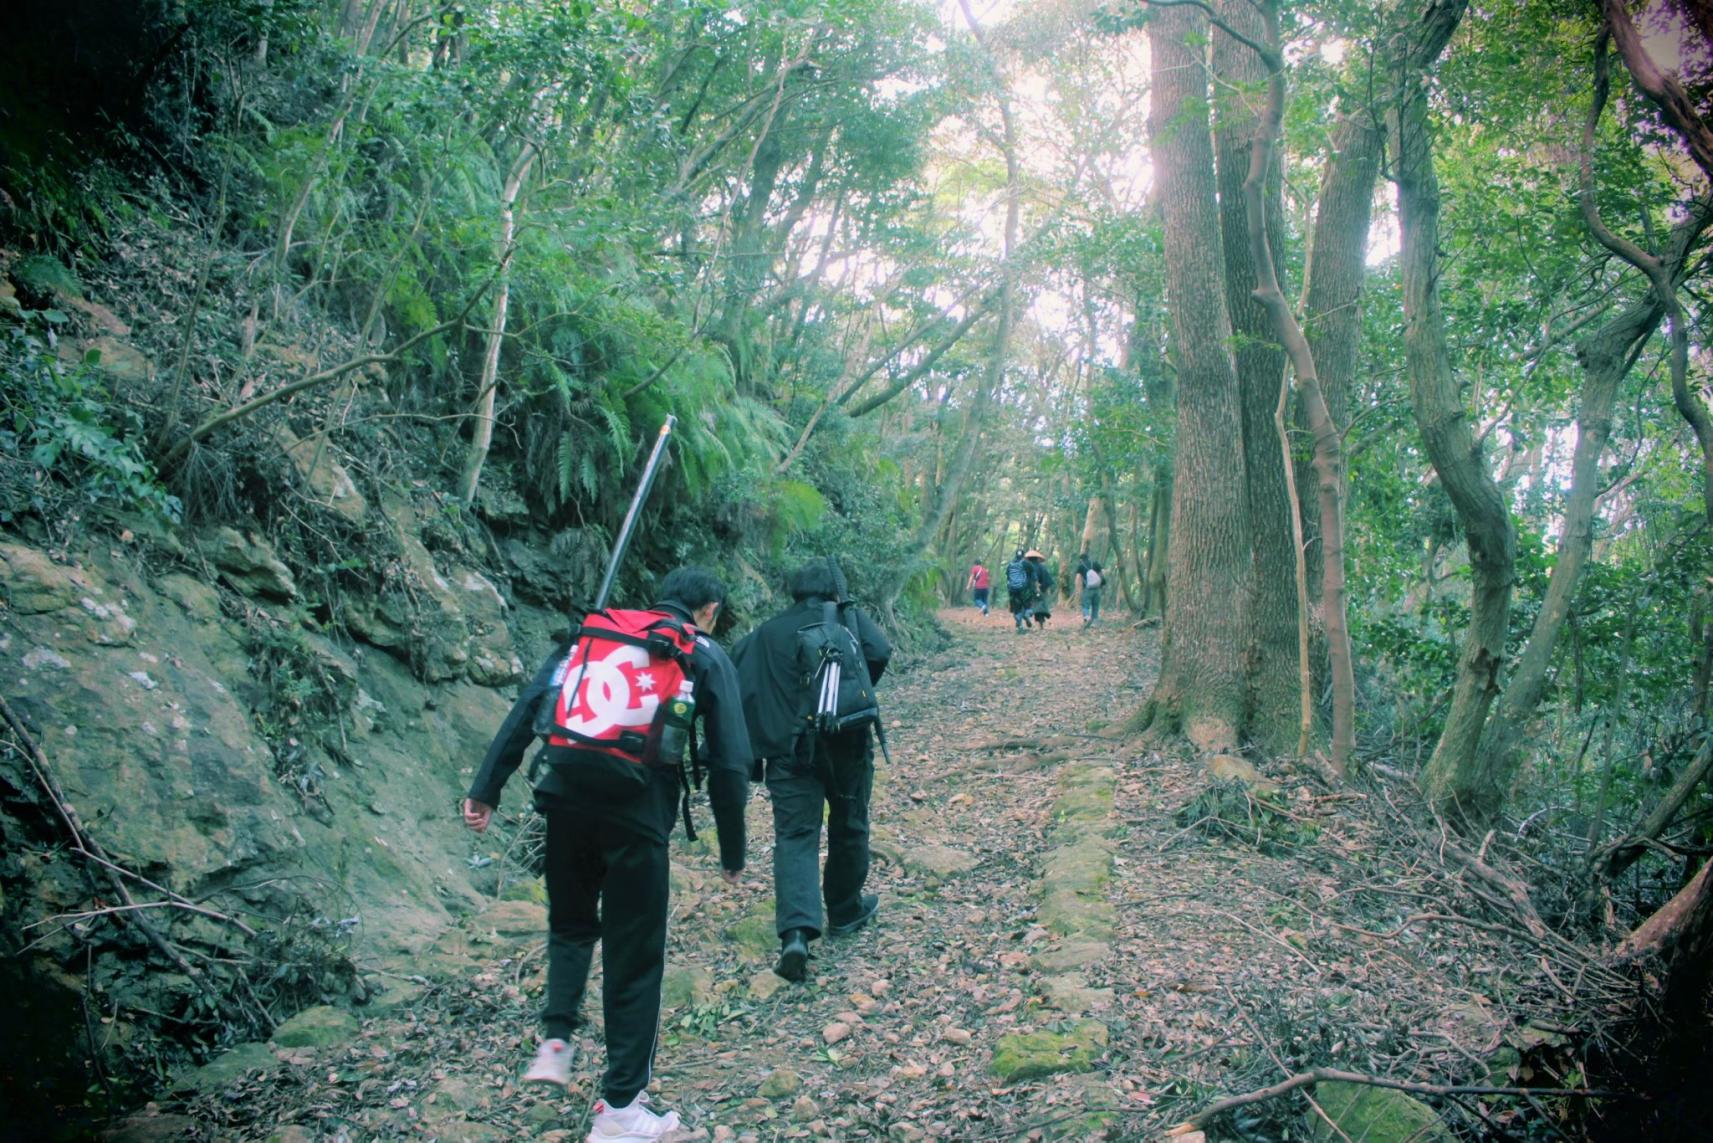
[656,566,727,611]
[788,560,840,602]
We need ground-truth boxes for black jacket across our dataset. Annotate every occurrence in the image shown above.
[467,602,752,871]
[731,595,891,763]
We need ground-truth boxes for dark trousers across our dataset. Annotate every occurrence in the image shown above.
[767,732,873,939]
[543,809,669,1106]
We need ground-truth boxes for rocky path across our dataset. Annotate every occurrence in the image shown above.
[146,605,1499,1142]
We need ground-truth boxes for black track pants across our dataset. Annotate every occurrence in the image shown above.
[543,809,670,1106]
[767,734,873,939]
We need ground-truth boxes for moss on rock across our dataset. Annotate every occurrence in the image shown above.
[270,1005,360,1050]
[989,1020,1109,1082]
[1309,1081,1453,1142]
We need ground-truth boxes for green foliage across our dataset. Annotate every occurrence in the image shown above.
[0,312,182,526]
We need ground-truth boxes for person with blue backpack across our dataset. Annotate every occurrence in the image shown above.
[1005,549,1038,632]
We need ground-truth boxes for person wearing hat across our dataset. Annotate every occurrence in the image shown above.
[1004,549,1040,632]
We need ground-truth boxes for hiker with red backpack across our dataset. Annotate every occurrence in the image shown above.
[463,566,751,1142]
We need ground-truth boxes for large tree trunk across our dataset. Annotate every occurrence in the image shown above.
[1392,0,1510,828]
[1139,2,1250,753]
[1213,0,1300,757]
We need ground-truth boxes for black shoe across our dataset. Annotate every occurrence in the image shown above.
[828,894,879,937]
[775,929,809,982]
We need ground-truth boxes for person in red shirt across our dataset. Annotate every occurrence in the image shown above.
[966,562,991,616]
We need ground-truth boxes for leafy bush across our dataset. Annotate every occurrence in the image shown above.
[0,311,181,527]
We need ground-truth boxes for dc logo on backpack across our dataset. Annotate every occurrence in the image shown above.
[537,609,697,765]
[553,641,665,738]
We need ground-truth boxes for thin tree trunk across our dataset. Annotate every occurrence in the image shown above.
[904,1,1017,581]
[1391,0,1511,828]
[459,140,537,505]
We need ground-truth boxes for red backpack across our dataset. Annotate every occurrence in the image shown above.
[537,608,698,767]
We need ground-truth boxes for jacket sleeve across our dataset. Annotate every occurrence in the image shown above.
[854,607,892,685]
[694,637,752,871]
[468,646,562,808]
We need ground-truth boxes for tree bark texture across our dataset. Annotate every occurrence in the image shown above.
[1142,3,1250,752]
[1391,0,1511,827]
[1213,0,1301,757]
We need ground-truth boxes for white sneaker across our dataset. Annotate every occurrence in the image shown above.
[522,1037,574,1085]
[586,1092,684,1141]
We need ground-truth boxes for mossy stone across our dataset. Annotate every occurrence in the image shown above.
[271,1004,360,1049]
[989,1020,1109,1082]
[727,910,778,961]
[170,1041,277,1093]
[1309,1081,1454,1142]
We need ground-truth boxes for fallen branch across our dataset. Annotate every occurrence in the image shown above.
[1169,1067,1612,1132]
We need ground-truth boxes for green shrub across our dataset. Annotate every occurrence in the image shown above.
[0,311,181,526]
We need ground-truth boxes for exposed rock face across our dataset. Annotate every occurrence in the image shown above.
[273,424,368,525]
[202,526,299,600]
[343,496,524,685]
[0,535,537,1125]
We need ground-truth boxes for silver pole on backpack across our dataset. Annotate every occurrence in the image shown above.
[591,416,677,611]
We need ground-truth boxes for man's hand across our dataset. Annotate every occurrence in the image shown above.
[463,798,494,833]
[720,867,742,886]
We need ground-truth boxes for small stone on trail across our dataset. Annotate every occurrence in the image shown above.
[791,1095,820,1122]
[870,978,890,995]
[941,1027,973,1045]
[822,1022,852,1045]
[757,1068,801,1098]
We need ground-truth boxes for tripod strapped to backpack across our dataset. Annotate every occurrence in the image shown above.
[801,557,893,767]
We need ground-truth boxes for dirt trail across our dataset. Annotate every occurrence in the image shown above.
[147,605,1495,1142]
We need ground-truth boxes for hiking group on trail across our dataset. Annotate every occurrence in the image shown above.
[461,559,890,1143]
[998,548,1103,631]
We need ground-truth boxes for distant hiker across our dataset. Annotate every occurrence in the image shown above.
[1082,560,1105,628]
[1026,550,1054,629]
[966,561,991,615]
[732,560,892,983]
[1075,552,1093,623]
[1005,549,1038,632]
[463,566,751,1142]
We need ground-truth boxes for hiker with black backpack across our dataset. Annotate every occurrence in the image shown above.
[463,566,751,1143]
[731,560,891,983]
[1004,549,1037,632]
[1025,550,1054,629]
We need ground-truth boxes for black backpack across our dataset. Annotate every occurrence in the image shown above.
[1005,559,1030,591]
[795,600,880,736]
